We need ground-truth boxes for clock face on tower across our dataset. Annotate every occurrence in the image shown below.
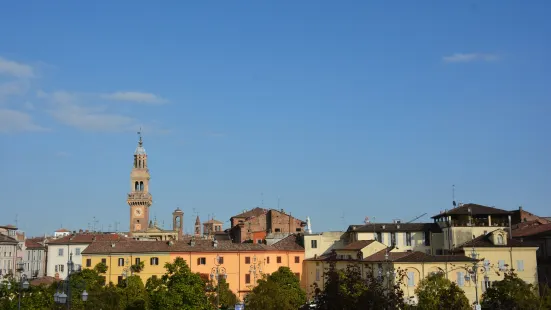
[134,207,143,217]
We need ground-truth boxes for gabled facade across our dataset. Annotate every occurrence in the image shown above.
[47,233,128,279]
[432,203,513,253]
[0,234,18,278]
[82,234,305,300]
[303,231,347,259]
[230,208,306,243]
[23,239,46,278]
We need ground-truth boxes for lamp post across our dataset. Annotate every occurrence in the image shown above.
[17,271,30,310]
[463,248,489,309]
[53,253,88,309]
[210,255,227,309]
[249,255,263,286]
[122,258,132,286]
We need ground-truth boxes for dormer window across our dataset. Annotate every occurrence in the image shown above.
[497,234,504,245]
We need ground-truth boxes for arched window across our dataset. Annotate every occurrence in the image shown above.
[497,234,504,245]
[134,181,139,191]
[139,181,144,191]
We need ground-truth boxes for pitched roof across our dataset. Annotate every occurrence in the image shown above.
[270,234,304,251]
[432,203,512,218]
[362,248,412,262]
[307,247,475,263]
[350,223,442,233]
[0,234,18,244]
[458,231,537,248]
[55,228,70,233]
[48,233,129,245]
[232,207,267,219]
[25,239,45,249]
[82,238,303,255]
[339,240,375,251]
[512,223,551,238]
[204,219,224,225]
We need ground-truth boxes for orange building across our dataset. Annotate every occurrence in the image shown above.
[81,235,305,299]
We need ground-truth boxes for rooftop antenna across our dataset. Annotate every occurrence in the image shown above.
[115,221,120,232]
[92,216,99,232]
[108,224,112,232]
[261,192,264,206]
[452,184,457,207]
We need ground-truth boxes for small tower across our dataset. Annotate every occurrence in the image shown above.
[127,129,153,234]
[194,216,201,237]
[306,216,312,234]
[172,208,184,240]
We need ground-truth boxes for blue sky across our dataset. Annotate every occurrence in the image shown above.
[1,1,550,237]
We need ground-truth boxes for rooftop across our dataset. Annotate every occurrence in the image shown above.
[432,203,512,219]
[457,230,538,249]
[82,234,304,254]
[307,247,476,263]
[338,240,376,251]
[512,222,551,238]
[25,239,45,249]
[48,233,129,245]
[349,222,442,233]
[0,234,18,244]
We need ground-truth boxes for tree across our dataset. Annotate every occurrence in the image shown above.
[93,262,108,275]
[414,272,470,310]
[131,261,145,274]
[119,275,148,310]
[208,277,238,309]
[313,259,406,310]
[245,266,306,310]
[481,270,551,310]
[147,257,212,310]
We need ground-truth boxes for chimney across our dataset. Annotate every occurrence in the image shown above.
[111,243,115,248]
[382,225,386,229]
[213,240,218,248]
[191,240,196,247]
[519,206,523,211]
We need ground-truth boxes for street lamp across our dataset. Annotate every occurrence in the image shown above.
[210,255,227,309]
[249,255,263,286]
[463,248,489,308]
[53,253,88,309]
[17,271,30,310]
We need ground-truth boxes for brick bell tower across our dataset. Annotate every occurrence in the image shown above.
[127,129,152,234]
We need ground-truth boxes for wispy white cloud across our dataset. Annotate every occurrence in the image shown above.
[0,80,29,101]
[41,91,137,132]
[101,91,167,104]
[0,57,35,78]
[442,53,499,63]
[0,108,49,133]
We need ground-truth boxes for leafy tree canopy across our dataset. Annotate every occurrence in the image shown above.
[481,271,551,310]
[246,266,306,310]
[414,272,470,310]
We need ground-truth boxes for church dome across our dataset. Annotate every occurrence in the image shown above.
[134,146,146,155]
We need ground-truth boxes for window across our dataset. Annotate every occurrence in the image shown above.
[277,256,282,263]
[75,248,81,256]
[86,259,92,267]
[376,232,382,242]
[245,257,251,264]
[266,257,270,264]
[58,248,64,256]
[256,239,262,244]
[311,240,318,248]
[315,269,320,281]
[101,258,107,264]
[197,257,206,265]
[117,276,123,285]
[406,232,412,246]
[407,272,415,287]
[275,228,281,232]
[245,274,251,284]
[55,264,64,273]
[150,257,159,265]
[484,260,490,272]
[295,256,300,263]
[218,257,224,264]
[135,258,140,265]
[118,258,125,266]
[55,265,58,272]
[294,272,300,279]
[424,232,431,246]
[457,272,464,286]
[498,260,505,271]
[152,275,157,280]
[517,260,524,271]
[296,228,301,232]
[497,234,504,245]
[391,233,397,246]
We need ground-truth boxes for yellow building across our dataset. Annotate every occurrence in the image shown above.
[81,235,304,299]
[303,228,538,306]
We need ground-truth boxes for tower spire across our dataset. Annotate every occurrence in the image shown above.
[137,127,143,147]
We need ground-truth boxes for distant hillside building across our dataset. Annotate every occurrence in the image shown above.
[229,207,306,243]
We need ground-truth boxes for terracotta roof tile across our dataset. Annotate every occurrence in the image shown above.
[350,223,442,233]
[25,239,45,249]
[82,236,304,255]
[339,240,375,250]
[48,233,129,245]
[432,203,511,218]
[271,234,304,251]
[306,247,475,263]
[457,231,538,248]
[232,207,267,219]
[0,234,18,244]
[512,223,551,238]
[55,228,70,233]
